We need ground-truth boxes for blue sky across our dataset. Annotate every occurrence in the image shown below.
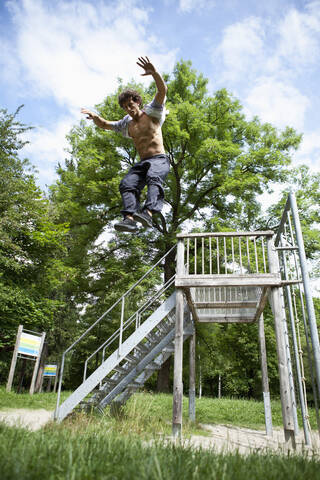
[1,0,320,192]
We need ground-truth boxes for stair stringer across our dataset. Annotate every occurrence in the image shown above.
[55,292,176,422]
[97,307,194,412]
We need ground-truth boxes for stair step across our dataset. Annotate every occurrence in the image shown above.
[163,345,174,353]
[104,378,117,386]
[135,344,149,353]
[146,332,160,343]
[156,322,168,334]
[145,363,160,371]
[114,366,129,375]
[127,381,142,389]
[123,354,138,364]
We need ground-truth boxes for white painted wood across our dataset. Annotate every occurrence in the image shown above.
[177,231,274,238]
[30,332,46,395]
[267,237,295,445]
[176,274,280,288]
[6,325,23,392]
[172,288,184,438]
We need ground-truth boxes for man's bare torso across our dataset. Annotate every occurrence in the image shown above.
[128,112,165,159]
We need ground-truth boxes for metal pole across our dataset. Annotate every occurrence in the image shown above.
[119,296,125,356]
[289,192,320,398]
[281,242,311,445]
[54,354,65,420]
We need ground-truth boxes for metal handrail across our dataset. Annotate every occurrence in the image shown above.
[83,274,176,381]
[55,244,176,416]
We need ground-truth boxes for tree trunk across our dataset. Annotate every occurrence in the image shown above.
[156,357,171,392]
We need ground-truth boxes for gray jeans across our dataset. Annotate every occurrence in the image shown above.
[119,154,170,217]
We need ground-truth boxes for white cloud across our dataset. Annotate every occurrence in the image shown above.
[215,4,320,82]
[214,16,265,81]
[4,0,176,110]
[244,77,309,130]
[293,130,320,171]
[23,116,75,187]
[276,5,320,69]
[2,0,177,188]
[178,0,215,13]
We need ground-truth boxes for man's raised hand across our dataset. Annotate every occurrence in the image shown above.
[137,56,156,76]
[81,108,95,120]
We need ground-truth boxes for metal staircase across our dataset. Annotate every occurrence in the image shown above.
[90,305,193,414]
[54,246,194,422]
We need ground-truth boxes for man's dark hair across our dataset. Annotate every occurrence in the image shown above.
[118,89,143,109]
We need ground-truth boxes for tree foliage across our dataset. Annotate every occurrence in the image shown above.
[0,107,76,384]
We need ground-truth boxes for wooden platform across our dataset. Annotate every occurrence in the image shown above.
[176,276,275,323]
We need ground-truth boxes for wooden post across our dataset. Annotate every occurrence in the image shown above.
[6,325,23,392]
[267,237,295,448]
[258,313,273,436]
[173,288,184,438]
[189,330,196,422]
[29,332,46,395]
[46,377,53,392]
[198,351,202,399]
[35,341,48,393]
[218,374,221,399]
[173,239,185,438]
[53,364,59,393]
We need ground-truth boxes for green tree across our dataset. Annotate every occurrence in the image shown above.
[51,60,302,392]
[0,107,75,386]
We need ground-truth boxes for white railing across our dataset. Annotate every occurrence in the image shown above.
[176,231,274,276]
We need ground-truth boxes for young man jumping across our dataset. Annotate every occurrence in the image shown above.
[81,56,169,233]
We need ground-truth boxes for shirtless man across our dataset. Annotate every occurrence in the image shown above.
[81,56,169,233]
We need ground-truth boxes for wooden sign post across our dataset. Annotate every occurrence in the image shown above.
[6,325,46,394]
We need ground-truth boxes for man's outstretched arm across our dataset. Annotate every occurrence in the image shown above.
[137,56,167,105]
[81,109,114,130]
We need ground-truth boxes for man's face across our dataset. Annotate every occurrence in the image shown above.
[123,98,141,118]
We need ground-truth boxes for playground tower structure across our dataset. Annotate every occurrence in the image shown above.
[55,193,320,450]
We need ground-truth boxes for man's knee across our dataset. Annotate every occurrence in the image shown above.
[119,176,134,193]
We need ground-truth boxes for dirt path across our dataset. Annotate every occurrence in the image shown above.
[1,409,319,456]
[187,423,320,456]
[0,409,54,431]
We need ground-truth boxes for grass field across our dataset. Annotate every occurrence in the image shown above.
[0,387,319,479]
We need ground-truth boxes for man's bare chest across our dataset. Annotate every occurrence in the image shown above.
[128,114,158,139]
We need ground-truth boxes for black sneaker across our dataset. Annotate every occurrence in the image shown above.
[114,218,139,233]
[133,210,153,228]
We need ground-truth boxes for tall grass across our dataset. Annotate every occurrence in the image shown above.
[1,389,320,479]
[0,386,70,410]
[0,421,319,480]
[0,387,318,432]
